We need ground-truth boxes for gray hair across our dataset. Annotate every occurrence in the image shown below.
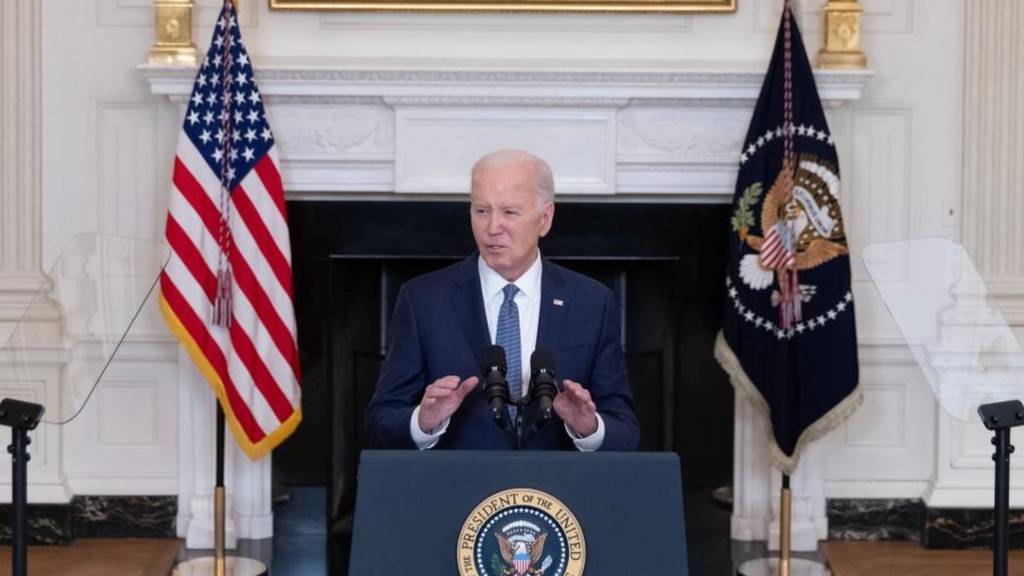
[471,149,555,205]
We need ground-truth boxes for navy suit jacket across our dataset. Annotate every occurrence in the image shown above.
[365,255,639,451]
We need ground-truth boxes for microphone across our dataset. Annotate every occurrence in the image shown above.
[482,345,510,427]
[530,350,558,426]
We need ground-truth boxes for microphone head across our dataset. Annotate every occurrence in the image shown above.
[530,350,556,376]
[483,345,507,374]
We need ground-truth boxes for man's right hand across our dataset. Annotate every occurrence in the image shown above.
[417,375,480,433]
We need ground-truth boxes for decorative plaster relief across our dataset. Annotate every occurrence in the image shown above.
[270,105,394,159]
[618,106,749,161]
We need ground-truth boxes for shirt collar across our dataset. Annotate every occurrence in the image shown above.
[478,251,543,302]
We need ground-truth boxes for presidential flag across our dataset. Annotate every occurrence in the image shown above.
[159,0,301,460]
[715,3,860,474]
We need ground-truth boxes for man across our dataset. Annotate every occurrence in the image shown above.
[365,150,639,451]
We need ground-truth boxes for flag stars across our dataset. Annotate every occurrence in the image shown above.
[212,148,223,163]
[234,110,245,124]
[261,127,272,142]
[242,147,255,162]
[187,111,200,125]
[203,110,215,125]
[247,109,261,123]
[235,72,249,86]
[198,130,212,145]
[244,128,257,142]
[248,91,260,105]
[234,92,247,106]
[191,92,204,107]
[238,53,250,67]
[725,278,854,341]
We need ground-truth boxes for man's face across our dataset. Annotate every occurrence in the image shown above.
[470,162,554,282]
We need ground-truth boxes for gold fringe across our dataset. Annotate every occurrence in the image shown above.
[160,292,302,460]
[714,330,862,475]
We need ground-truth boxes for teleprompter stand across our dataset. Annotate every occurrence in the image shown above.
[977,399,1024,576]
[0,398,45,576]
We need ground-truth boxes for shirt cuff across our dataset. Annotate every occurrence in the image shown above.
[410,405,449,450]
[565,413,605,452]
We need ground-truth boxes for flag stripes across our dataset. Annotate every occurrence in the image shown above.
[160,0,300,460]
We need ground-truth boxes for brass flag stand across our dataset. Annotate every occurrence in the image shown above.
[172,406,267,576]
[736,475,828,576]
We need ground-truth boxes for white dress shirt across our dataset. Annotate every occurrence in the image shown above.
[410,252,605,450]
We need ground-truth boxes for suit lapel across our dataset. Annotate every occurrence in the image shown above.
[452,255,490,368]
[536,258,569,356]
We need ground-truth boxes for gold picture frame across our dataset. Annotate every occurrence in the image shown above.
[269,0,734,14]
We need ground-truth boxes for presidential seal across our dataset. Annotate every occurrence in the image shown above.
[457,488,585,576]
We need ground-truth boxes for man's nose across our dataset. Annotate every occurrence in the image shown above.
[487,214,503,235]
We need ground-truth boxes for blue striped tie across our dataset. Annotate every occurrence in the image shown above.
[496,284,522,402]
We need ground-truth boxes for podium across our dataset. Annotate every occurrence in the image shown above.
[349,450,687,576]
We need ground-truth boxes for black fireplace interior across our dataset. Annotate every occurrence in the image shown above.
[274,200,734,572]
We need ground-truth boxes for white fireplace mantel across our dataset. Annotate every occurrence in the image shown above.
[142,58,871,549]
[141,59,872,200]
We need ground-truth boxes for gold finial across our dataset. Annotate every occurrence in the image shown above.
[817,0,868,69]
[149,0,197,66]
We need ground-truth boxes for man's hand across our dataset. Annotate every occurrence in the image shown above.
[553,379,598,437]
[417,375,480,433]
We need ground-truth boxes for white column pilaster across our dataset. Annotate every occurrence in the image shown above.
[732,393,828,551]
[925,0,1024,509]
[962,0,1024,325]
[0,0,49,320]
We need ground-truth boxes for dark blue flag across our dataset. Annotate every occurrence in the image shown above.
[715,5,860,474]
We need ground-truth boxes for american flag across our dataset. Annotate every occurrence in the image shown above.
[159,0,301,460]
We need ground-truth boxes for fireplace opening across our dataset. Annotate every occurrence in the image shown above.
[274,200,734,572]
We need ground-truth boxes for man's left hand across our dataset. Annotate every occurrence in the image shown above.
[553,379,598,437]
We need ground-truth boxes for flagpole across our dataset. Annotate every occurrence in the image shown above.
[215,405,227,576]
[779,475,791,575]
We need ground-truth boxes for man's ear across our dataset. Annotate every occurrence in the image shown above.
[539,201,555,237]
